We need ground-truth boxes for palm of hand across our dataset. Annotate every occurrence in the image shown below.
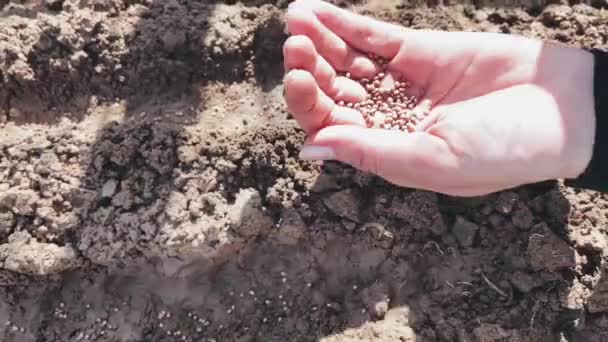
[284,0,595,196]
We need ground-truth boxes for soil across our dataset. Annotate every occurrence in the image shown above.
[1,0,608,341]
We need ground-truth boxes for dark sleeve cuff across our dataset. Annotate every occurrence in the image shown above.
[564,48,608,192]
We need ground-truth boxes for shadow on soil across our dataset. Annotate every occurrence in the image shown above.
[4,163,600,341]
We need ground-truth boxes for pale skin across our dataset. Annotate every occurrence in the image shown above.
[283,0,596,197]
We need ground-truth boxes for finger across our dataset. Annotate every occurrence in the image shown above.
[284,70,365,133]
[286,4,379,79]
[284,35,367,103]
[305,0,404,59]
[299,125,459,190]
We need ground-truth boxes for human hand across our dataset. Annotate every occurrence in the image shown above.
[283,0,596,197]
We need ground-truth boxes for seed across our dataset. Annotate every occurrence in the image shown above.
[337,54,429,133]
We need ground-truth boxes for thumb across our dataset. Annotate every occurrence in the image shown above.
[299,125,458,189]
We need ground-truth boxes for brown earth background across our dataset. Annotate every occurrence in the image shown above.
[1,0,608,341]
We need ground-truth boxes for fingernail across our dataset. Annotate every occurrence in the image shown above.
[299,146,335,161]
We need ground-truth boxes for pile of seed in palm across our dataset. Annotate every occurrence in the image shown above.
[338,55,430,132]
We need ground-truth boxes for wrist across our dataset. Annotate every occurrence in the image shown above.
[564,48,608,190]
